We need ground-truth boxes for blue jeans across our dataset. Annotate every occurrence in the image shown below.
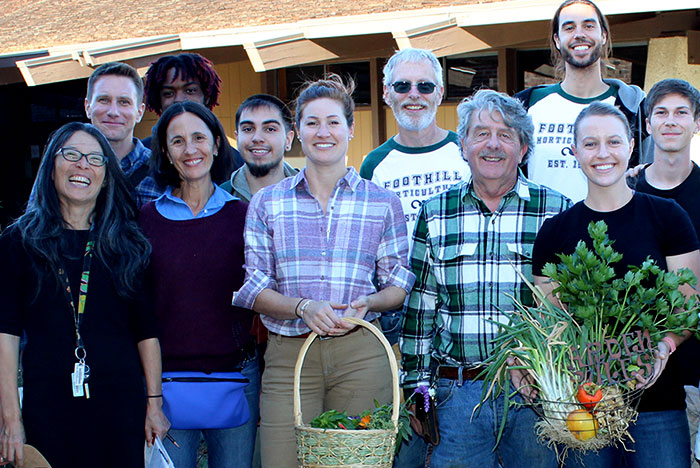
[565,410,690,468]
[430,378,558,468]
[393,427,427,468]
[163,356,261,468]
[380,310,402,346]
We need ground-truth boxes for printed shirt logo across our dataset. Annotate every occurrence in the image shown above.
[384,170,464,223]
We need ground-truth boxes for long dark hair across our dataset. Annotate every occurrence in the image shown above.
[150,101,234,188]
[550,0,612,78]
[14,122,151,297]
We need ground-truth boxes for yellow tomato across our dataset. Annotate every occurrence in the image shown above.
[566,409,599,441]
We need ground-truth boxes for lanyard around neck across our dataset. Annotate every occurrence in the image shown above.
[57,232,95,350]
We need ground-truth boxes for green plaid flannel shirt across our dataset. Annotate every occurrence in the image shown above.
[400,173,571,388]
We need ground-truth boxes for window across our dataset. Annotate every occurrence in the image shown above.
[284,62,371,105]
[444,55,499,100]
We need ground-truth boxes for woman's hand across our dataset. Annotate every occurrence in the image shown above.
[325,295,373,335]
[145,399,170,447]
[0,417,25,467]
[348,296,371,320]
[301,301,347,336]
[635,340,672,390]
[0,334,23,467]
[137,338,169,446]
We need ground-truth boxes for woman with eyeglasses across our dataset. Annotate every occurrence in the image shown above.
[0,122,169,468]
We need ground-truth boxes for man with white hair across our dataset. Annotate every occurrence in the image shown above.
[361,48,471,239]
[401,89,567,467]
[360,48,471,467]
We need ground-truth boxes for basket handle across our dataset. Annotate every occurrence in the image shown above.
[293,317,401,427]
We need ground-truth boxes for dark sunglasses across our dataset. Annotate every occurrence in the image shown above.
[390,81,437,94]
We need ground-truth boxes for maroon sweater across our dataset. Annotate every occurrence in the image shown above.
[139,201,254,372]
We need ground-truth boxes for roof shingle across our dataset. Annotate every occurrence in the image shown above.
[1,0,500,54]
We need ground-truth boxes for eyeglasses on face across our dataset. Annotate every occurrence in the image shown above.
[390,81,437,94]
[57,148,107,167]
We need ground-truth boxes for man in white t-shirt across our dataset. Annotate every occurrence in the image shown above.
[361,48,471,238]
[360,47,471,468]
[516,0,647,202]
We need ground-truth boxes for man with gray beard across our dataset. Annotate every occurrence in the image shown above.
[361,48,471,240]
[360,48,471,467]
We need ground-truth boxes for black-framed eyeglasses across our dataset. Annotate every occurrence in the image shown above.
[390,81,437,94]
[57,148,107,167]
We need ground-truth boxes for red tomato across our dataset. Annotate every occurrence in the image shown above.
[576,382,602,410]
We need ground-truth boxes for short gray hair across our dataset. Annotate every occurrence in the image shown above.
[457,89,534,164]
[383,48,444,88]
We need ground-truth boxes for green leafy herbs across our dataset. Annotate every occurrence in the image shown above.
[542,220,700,345]
[309,409,357,431]
[309,399,413,453]
[479,220,700,448]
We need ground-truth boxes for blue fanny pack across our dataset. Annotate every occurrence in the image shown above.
[162,371,250,430]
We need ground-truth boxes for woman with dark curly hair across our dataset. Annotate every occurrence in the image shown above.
[0,122,169,468]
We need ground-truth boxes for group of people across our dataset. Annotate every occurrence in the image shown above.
[0,1,699,468]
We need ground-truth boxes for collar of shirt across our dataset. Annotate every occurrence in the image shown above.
[290,166,362,193]
[119,138,150,176]
[230,161,299,202]
[463,170,531,210]
[154,184,237,221]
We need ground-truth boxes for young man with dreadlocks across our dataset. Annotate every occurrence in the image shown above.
[136,53,244,205]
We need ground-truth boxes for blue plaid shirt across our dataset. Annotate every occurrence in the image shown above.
[119,138,149,178]
[135,175,166,208]
[119,138,165,207]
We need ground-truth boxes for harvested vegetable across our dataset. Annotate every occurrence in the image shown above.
[576,383,602,411]
[566,409,599,441]
[479,221,700,455]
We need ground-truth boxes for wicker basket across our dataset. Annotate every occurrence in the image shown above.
[294,317,400,468]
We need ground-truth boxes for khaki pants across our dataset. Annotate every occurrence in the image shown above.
[260,322,393,468]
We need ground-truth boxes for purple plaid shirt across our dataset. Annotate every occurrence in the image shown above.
[233,167,415,336]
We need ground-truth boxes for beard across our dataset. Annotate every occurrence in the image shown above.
[561,42,603,69]
[391,101,437,132]
[246,156,283,177]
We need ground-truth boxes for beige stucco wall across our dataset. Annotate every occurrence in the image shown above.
[644,36,700,92]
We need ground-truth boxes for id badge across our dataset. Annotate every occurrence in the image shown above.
[72,362,85,397]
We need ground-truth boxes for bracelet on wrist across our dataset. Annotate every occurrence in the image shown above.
[661,336,677,354]
[299,299,312,320]
[147,394,163,398]
[294,298,305,318]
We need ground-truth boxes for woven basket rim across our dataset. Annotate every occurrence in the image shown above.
[292,317,401,426]
[296,425,397,435]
